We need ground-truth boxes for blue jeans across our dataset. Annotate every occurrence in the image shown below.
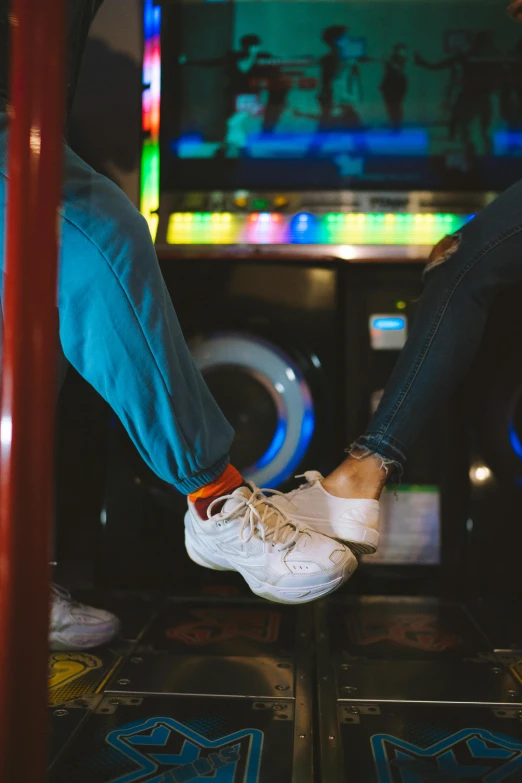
[355,178,522,474]
[0,119,233,492]
[0,1,234,493]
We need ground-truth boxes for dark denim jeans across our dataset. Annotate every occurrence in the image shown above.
[0,0,104,117]
[356,178,522,473]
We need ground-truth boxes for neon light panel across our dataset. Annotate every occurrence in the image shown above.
[141,0,161,242]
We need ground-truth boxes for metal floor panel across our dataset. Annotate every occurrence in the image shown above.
[47,592,522,782]
[47,595,313,782]
[139,598,300,657]
[48,704,93,771]
[316,597,522,707]
[336,658,522,706]
[104,599,312,699]
[327,596,490,660]
[106,652,295,698]
[327,702,522,782]
[49,693,312,783]
[316,595,522,782]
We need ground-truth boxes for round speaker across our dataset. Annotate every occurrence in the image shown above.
[189,331,316,487]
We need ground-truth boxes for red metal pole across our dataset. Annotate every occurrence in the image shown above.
[0,0,65,780]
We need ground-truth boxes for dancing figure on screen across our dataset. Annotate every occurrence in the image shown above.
[415,30,508,155]
[317,25,363,130]
[380,44,409,130]
[179,34,266,157]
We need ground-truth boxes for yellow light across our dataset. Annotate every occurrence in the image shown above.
[470,465,492,484]
[167,214,187,244]
[337,245,357,260]
[234,190,248,209]
[395,300,407,311]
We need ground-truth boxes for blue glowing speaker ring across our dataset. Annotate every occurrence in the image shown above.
[508,385,522,476]
[189,331,316,488]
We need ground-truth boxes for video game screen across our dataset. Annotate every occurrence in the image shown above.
[160,0,522,192]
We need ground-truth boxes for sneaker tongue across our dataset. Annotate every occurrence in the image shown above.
[221,486,253,515]
[221,486,300,548]
[303,470,324,483]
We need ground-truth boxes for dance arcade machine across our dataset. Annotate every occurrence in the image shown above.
[135,0,522,585]
[49,1,522,780]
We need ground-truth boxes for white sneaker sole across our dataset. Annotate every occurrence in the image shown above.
[50,620,120,651]
[185,513,357,605]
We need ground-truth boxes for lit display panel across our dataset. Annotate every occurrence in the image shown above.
[166,212,473,245]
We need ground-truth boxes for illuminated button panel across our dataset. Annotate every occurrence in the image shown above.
[369,314,408,351]
[166,211,472,246]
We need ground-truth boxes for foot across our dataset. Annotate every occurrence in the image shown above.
[272,471,380,555]
[50,585,120,651]
[184,484,357,604]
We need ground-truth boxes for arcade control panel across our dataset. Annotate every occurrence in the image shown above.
[153,190,493,256]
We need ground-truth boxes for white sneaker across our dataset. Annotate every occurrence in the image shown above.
[50,585,120,651]
[184,484,357,604]
[272,471,380,555]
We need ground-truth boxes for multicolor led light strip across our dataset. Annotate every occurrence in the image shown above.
[141,0,161,242]
[166,211,473,245]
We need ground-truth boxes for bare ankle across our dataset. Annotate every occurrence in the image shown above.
[322,453,388,500]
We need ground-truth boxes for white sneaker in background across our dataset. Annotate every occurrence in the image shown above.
[184,484,357,604]
[273,471,380,555]
[50,585,120,651]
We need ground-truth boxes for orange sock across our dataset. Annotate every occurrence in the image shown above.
[188,464,244,519]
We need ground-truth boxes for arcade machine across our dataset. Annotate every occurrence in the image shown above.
[49,0,522,781]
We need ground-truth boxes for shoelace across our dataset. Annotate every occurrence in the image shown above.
[51,583,80,608]
[207,483,306,552]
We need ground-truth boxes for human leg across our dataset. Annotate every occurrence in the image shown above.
[275,181,522,547]
[338,183,522,483]
[56,145,235,492]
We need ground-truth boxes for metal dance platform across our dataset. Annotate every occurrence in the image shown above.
[47,594,522,782]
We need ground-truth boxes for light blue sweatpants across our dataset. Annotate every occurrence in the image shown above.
[0,116,234,493]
